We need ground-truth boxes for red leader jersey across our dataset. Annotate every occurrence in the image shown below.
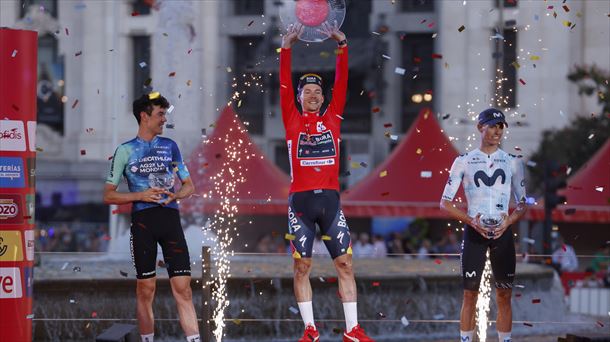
[280,46,348,193]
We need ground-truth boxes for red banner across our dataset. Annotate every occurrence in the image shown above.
[0,28,38,342]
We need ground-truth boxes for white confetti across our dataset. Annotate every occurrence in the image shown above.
[433,314,445,320]
[69,299,77,304]
[595,186,604,192]
[588,133,595,139]
[167,104,175,114]
[390,134,398,141]
[523,238,535,245]
[382,54,391,60]
[490,34,504,40]
[394,67,406,75]
[61,262,69,270]
[420,171,432,178]
[288,306,299,314]
[401,316,410,326]
[432,33,437,38]
[371,31,381,36]
[514,284,525,289]
[11,49,18,58]
[139,62,147,68]
[319,277,325,282]
[336,114,344,120]
[26,314,34,319]
[526,161,537,167]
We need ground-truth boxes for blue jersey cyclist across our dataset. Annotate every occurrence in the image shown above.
[440,108,528,342]
[103,92,200,342]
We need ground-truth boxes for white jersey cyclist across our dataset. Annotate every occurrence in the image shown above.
[442,148,527,221]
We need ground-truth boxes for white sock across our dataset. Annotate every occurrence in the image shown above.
[498,331,512,341]
[459,330,474,342]
[343,302,358,331]
[186,334,200,342]
[141,333,154,342]
[297,301,315,328]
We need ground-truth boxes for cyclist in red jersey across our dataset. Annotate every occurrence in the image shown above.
[280,22,374,342]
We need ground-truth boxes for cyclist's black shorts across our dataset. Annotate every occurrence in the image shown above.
[130,206,191,279]
[288,189,352,259]
[461,224,515,291]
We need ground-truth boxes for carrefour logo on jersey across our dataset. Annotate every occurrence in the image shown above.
[0,157,25,188]
[0,120,26,151]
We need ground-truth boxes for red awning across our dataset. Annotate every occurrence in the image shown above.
[341,108,464,218]
[118,106,290,215]
[528,139,610,223]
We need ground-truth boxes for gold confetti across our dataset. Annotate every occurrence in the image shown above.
[351,162,361,169]
[530,55,540,61]
[511,61,521,69]
[285,234,295,241]
[322,235,331,241]
[186,80,192,86]
[416,148,422,155]
[562,21,572,27]
[380,170,388,178]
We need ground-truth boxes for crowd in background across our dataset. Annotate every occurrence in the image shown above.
[35,222,110,253]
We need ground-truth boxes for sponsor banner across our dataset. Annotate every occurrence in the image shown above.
[0,157,25,188]
[22,267,33,297]
[0,231,24,262]
[0,120,26,152]
[26,121,36,152]
[0,194,23,225]
[24,230,34,261]
[26,157,35,188]
[25,193,35,224]
[0,267,23,299]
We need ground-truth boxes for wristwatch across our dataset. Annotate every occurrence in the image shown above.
[337,39,347,47]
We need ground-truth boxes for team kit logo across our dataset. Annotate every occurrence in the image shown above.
[0,231,24,262]
[473,169,506,187]
[0,267,23,299]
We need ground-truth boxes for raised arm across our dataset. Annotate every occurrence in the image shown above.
[319,21,348,115]
[280,23,303,125]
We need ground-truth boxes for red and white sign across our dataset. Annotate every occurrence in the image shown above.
[0,120,26,152]
[0,267,23,299]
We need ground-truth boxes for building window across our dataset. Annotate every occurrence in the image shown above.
[341,73,372,134]
[495,0,518,8]
[132,35,151,98]
[341,0,371,38]
[36,34,65,135]
[234,0,264,15]
[494,27,517,108]
[401,34,434,132]
[132,0,152,15]
[400,0,435,12]
[232,36,265,135]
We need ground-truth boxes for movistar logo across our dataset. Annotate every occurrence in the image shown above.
[474,169,506,187]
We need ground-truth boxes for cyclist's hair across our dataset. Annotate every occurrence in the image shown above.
[132,93,169,125]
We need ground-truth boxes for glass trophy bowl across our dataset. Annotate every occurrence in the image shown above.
[480,214,504,238]
[278,0,346,43]
[148,172,175,202]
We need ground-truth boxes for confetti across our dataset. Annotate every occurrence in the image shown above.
[562,5,570,12]
[322,235,331,241]
[523,238,535,244]
[139,62,147,68]
[119,270,128,277]
[372,281,380,287]
[514,284,525,289]
[381,192,390,197]
[491,33,504,40]
[595,187,604,192]
[383,123,393,128]
[167,105,175,114]
[526,161,537,167]
[65,27,69,36]
[80,149,86,156]
[596,321,605,328]
[523,322,533,327]
[394,67,406,75]
[433,314,445,320]
[72,99,79,109]
[514,146,521,151]
[458,25,465,32]
[285,234,295,241]
[73,266,81,272]
[562,21,572,28]
[91,311,98,318]
[511,61,521,69]
[289,306,299,314]
[530,55,540,61]
[69,299,76,304]
[168,71,176,77]
[372,107,381,113]
[588,133,595,139]
[379,170,388,178]
[416,148,422,155]
[336,115,344,120]
[420,171,432,178]
[187,80,192,86]
[75,51,82,57]
[232,319,242,325]
[360,162,368,168]
[532,298,541,304]
[85,128,95,133]
[431,53,443,59]
[26,314,34,319]
[382,54,391,60]
[401,316,410,326]
[11,50,18,57]
[434,259,442,265]
[377,312,386,319]
[519,78,526,85]
[131,11,139,16]
[247,20,254,27]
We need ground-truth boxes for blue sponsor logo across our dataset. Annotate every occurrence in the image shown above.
[0,157,25,188]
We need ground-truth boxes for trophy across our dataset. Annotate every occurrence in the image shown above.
[479,214,504,238]
[148,172,175,203]
[278,0,346,42]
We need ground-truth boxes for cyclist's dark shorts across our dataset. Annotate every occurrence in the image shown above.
[288,189,352,260]
[461,224,515,291]
[130,206,191,279]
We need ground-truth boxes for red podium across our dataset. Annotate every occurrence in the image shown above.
[0,28,38,342]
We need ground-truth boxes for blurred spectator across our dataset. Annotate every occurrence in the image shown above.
[437,232,460,258]
[417,239,433,260]
[388,232,405,257]
[551,235,579,273]
[590,243,610,273]
[371,235,387,258]
[255,235,274,254]
[353,232,374,258]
